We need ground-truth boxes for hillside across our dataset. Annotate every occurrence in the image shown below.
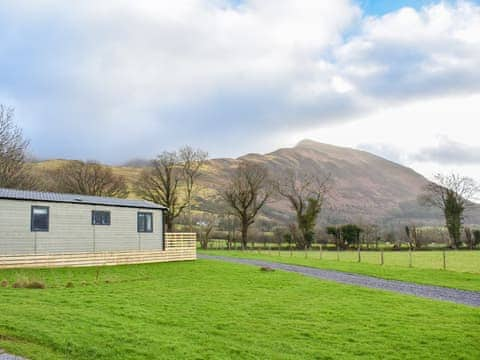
[31,140,480,226]
[199,140,442,225]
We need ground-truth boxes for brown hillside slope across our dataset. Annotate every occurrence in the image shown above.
[201,140,435,224]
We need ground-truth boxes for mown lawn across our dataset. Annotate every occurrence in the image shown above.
[1,260,480,359]
[200,250,480,292]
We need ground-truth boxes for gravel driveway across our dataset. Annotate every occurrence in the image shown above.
[200,254,480,307]
[0,349,25,360]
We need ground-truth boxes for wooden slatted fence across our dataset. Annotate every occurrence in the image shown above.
[0,233,196,269]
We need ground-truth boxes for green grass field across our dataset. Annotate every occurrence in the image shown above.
[1,260,480,359]
[200,250,480,291]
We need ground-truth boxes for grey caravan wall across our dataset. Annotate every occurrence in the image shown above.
[0,199,165,256]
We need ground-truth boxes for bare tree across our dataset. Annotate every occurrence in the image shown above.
[218,211,240,250]
[405,225,419,250]
[0,105,36,189]
[135,152,186,232]
[419,173,479,248]
[195,213,217,250]
[193,196,224,249]
[276,170,331,248]
[360,223,379,249]
[49,160,129,198]
[179,146,208,232]
[465,227,474,250]
[222,161,270,249]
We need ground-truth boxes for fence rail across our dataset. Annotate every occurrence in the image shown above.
[200,246,480,273]
[0,233,197,269]
[165,233,197,248]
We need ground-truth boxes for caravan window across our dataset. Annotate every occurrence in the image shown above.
[31,206,49,232]
[138,212,153,233]
[92,211,111,225]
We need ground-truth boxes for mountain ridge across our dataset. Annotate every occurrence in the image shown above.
[204,139,436,225]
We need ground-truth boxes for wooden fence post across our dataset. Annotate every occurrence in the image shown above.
[408,248,413,268]
[290,244,293,257]
[319,244,323,260]
[380,249,384,266]
[357,245,361,263]
[443,250,446,271]
[337,247,340,262]
[305,245,308,259]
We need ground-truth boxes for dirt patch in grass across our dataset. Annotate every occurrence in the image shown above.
[260,266,275,272]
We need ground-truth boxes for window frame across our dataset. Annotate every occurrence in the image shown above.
[137,212,153,233]
[92,210,111,226]
[31,206,50,232]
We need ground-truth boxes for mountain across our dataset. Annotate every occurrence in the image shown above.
[199,140,443,225]
[31,140,480,226]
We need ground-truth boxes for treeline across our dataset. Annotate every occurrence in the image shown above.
[196,222,480,251]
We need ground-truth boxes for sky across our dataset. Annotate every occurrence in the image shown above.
[0,0,479,183]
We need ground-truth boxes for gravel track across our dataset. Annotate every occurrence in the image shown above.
[0,349,25,360]
[200,254,480,307]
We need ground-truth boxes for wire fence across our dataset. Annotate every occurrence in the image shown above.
[199,241,480,273]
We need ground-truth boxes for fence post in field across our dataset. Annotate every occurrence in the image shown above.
[278,243,281,257]
[290,243,293,257]
[380,249,384,266]
[305,245,308,259]
[337,247,340,261]
[357,245,361,263]
[319,244,323,260]
[443,250,447,270]
[408,248,413,268]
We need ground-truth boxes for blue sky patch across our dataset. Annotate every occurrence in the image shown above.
[359,0,479,15]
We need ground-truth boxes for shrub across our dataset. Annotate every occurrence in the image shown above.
[473,230,480,247]
[327,225,363,249]
[12,278,45,289]
[12,279,27,288]
[25,281,46,289]
[1,279,8,288]
[66,282,74,288]
[341,224,363,247]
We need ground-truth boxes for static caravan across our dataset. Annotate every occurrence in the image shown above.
[0,188,196,268]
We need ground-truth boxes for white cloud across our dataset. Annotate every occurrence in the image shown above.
[334,1,480,101]
[286,93,480,183]
[0,0,479,174]
[412,137,480,164]
[331,76,355,93]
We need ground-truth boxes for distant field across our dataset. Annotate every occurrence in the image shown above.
[199,250,480,291]
[1,260,480,359]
